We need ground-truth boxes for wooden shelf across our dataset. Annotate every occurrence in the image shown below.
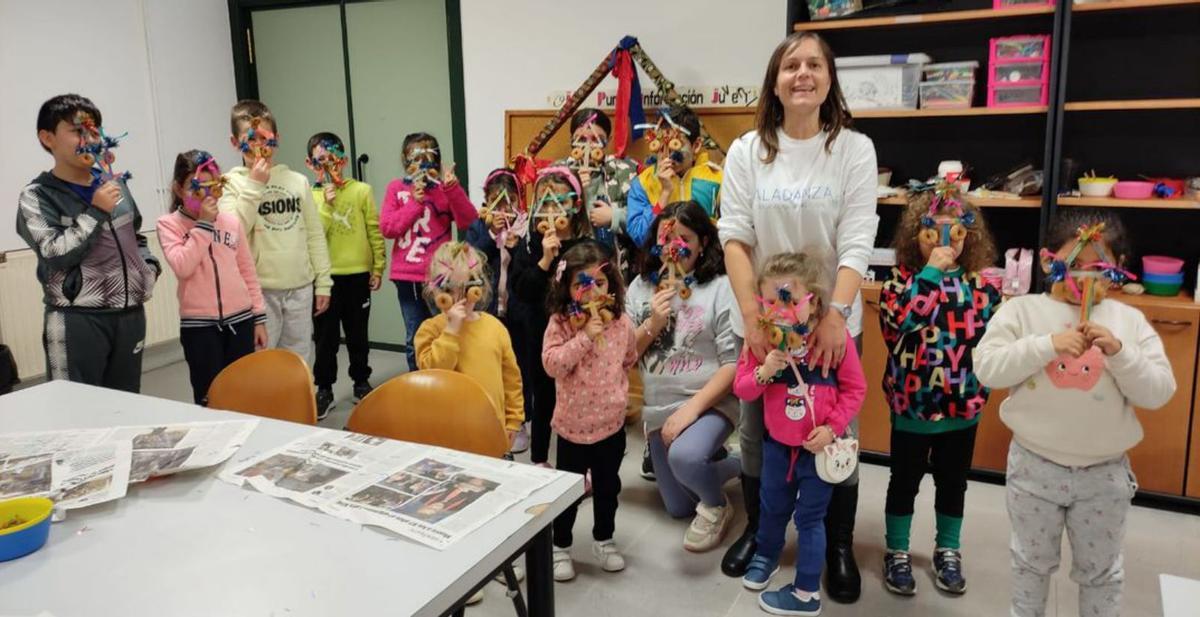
[855,105,1047,118]
[1112,290,1200,311]
[1073,0,1200,12]
[794,6,1054,31]
[1058,196,1200,209]
[879,194,1042,208]
[1064,98,1200,111]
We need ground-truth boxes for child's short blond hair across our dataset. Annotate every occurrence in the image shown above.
[757,252,830,321]
[423,242,492,312]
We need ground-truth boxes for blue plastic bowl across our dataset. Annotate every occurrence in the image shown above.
[1143,271,1184,285]
[0,497,53,562]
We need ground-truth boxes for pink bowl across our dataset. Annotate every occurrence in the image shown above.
[1112,181,1155,200]
[1143,255,1184,275]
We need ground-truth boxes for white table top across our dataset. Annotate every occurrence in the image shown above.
[0,381,583,616]
[1161,574,1200,617]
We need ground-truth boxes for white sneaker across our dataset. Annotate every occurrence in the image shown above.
[592,539,626,572]
[552,547,576,581]
[494,563,526,585]
[683,498,733,552]
[466,587,484,605]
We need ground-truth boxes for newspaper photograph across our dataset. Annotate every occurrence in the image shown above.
[106,420,259,482]
[222,430,560,549]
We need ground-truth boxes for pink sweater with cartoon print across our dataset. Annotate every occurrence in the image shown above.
[542,313,638,444]
[379,179,478,282]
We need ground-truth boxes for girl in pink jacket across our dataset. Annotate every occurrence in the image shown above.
[157,150,266,405]
[379,133,478,370]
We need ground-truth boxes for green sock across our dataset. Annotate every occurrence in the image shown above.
[935,512,963,550]
[885,513,913,552]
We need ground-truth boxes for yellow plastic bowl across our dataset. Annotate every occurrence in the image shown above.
[0,497,54,561]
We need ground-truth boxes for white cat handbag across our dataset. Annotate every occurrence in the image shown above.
[815,436,859,484]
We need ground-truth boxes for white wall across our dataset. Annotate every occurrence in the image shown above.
[460,0,787,201]
[0,0,237,252]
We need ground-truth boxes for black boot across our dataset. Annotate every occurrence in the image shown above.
[824,482,862,603]
[721,474,760,577]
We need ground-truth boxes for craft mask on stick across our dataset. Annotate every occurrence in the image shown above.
[311,140,346,188]
[635,107,691,169]
[238,117,278,161]
[531,167,582,235]
[567,263,616,344]
[429,244,484,313]
[1040,222,1135,321]
[74,111,131,183]
[649,218,696,299]
[183,154,226,216]
[405,145,440,188]
[758,283,815,384]
[568,113,607,175]
[909,181,975,248]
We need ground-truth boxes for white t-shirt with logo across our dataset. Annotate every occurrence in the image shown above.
[717,129,879,336]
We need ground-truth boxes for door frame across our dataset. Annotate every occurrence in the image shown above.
[225,0,470,186]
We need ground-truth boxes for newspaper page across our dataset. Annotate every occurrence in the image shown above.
[105,420,259,482]
[222,430,560,549]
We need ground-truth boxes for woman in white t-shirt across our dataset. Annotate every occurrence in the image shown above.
[716,31,879,606]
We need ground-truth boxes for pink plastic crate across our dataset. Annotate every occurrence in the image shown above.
[990,35,1051,62]
[993,0,1053,8]
[988,83,1049,107]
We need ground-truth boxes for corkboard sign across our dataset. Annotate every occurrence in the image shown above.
[503,107,757,166]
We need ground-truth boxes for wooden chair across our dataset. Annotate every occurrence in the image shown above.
[345,369,525,617]
[207,349,317,425]
[346,369,508,457]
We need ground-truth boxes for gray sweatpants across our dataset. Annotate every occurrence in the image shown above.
[647,411,741,517]
[264,285,314,366]
[738,334,862,486]
[1006,440,1137,617]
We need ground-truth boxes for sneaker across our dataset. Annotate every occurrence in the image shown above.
[510,424,530,454]
[493,563,525,585]
[933,547,967,594]
[466,587,484,605]
[315,388,334,421]
[352,381,373,401]
[592,539,625,572]
[683,498,733,552]
[758,585,822,616]
[641,445,655,481]
[742,554,779,590]
[552,547,575,582]
[883,550,917,596]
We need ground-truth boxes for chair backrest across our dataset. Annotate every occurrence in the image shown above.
[207,349,317,425]
[345,369,508,457]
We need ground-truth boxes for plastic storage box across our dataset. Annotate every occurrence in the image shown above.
[988,85,1048,106]
[991,35,1051,61]
[836,54,932,110]
[922,61,979,82]
[991,60,1048,84]
[920,80,975,109]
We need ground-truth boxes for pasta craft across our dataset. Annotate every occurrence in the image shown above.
[74,111,131,183]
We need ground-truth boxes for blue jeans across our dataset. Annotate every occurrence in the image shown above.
[394,280,431,371]
[756,435,834,593]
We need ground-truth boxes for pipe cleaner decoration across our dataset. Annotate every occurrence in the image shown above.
[635,107,691,169]
[568,113,607,177]
[405,145,441,189]
[183,153,226,216]
[311,140,346,188]
[74,111,131,183]
[908,180,976,247]
[1040,222,1136,321]
[531,167,582,235]
[429,243,484,313]
[238,117,278,160]
[568,263,616,345]
[648,219,696,300]
[480,170,528,318]
[758,284,815,384]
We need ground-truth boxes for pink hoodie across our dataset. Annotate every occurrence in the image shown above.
[156,211,265,328]
[379,179,478,282]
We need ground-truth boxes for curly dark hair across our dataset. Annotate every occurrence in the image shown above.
[546,240,625,319]
[892,188,998,273]
[640,201,725,285]
[1044,209,1131,268]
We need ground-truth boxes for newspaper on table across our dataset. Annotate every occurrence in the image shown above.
[221,430,560,549]
[0,420,257,509]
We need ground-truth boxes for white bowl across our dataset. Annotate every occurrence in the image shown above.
[1079,179,1116,197]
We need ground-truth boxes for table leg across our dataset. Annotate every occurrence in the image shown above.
[525,526,555,616]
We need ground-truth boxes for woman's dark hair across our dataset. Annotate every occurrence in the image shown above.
[37,94,100,153]
[755,32,853,162]
[169,149,212,212]
[547,240,625,318]
[1044,209,1131,267]
[641,201,725,285]
[530,169,592,240]
[892,188,998,272]
[570,108,612,137]
[401,132,440,166]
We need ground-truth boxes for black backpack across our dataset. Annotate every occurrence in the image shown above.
[0,344,19,395]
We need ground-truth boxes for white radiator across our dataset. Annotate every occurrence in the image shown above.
[0,231,180,380]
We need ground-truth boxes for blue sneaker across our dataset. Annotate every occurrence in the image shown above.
[758,584,821,616]
[933,547,967,594]
[884,550,917,596]
[741,554,779,591]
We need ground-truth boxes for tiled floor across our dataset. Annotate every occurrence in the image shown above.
[138,347,1200,617]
